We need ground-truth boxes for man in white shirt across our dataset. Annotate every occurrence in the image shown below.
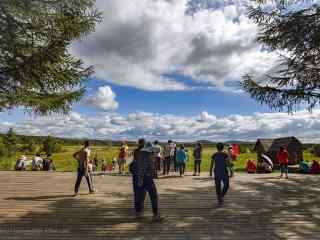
[32,154,43,171]
[163,140,175,175]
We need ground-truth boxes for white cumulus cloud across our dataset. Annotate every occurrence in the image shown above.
[71,0,277,92]
[85,86,119,111]
[2,110,320,143]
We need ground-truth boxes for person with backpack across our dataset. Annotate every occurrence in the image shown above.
[210,143,230,205]
[73,140,95,196]
[129,139,163,221]
[118,141,128,174]
[193,143,202,176]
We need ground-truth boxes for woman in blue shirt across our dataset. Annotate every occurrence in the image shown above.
[176,145,188,177]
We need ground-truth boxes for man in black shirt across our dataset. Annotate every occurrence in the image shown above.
[130,139,163,221]
[210,143,230,205]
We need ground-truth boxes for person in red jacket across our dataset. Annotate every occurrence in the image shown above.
[277,146,289,179]
[246,159,256,174]
[310,160,320,174]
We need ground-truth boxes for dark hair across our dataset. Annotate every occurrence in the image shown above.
[180,145,185,150]
[280,146,285,151]
[36,153,40,157]
[138,138,145,147]
[84,140,90,147]
[47,154,52,157]
[168,140,172,143]
[154,140,159,145]
[216,143,224,151]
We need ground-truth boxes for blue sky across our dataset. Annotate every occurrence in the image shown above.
[1,0,320,142]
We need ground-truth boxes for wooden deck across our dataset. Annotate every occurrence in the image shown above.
[0,171,320,240]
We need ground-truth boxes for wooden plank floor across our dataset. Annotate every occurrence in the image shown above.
[0,171,320,240]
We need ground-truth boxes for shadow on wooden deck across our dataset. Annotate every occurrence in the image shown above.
[1,173,320,240]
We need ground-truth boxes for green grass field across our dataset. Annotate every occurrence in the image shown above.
[1,145,320,172]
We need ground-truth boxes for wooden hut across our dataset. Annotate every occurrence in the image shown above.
[254,137,302,165]
[253,139,273,162]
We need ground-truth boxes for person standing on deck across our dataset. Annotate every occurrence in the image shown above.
[193,143,202,176]
[153,140,162,178]
[118,141,129,174]
[130,138,146,216]
[227,145,235,178]
[130,140,164,221]
[73,140,95,196]
[210,143,230,205]
[163,140,175,175]
[176,145,188,177]
[277,146,289,179]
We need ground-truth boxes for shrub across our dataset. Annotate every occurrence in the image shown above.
[312,144,320,157]
[42,136,63,155]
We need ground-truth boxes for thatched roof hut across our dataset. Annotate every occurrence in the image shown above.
[254,137,302,165]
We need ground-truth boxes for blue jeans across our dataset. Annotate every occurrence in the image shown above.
[215,176,229,199]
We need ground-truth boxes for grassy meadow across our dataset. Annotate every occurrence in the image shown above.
[1,145,320,172]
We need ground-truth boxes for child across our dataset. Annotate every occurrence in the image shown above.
[277,146,289,179]
[210,143,230,205]
[176,145,188,177]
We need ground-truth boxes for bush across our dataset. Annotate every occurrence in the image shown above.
[3,128,18,157]
[0,138,7,157]
[312,144,320,157]
[20,140,38,155]
[42,136,63,155]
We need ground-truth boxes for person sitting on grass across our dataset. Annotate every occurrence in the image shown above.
[210,143,230,206]
[32,153,43,171]
[310,160,320,174]
[42,154,50,171]
[48,159,56,171]
[246,159,257,174]
[299,159,310,174]
[15,155,27,171]
[176,145,188,177]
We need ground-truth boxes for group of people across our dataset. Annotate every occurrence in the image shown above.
[246,146,289,178]
[246,146,320,177]
[73,140,235,221]
[299,159,320,174]
[114,140,238,178]
[15,153,55,171]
